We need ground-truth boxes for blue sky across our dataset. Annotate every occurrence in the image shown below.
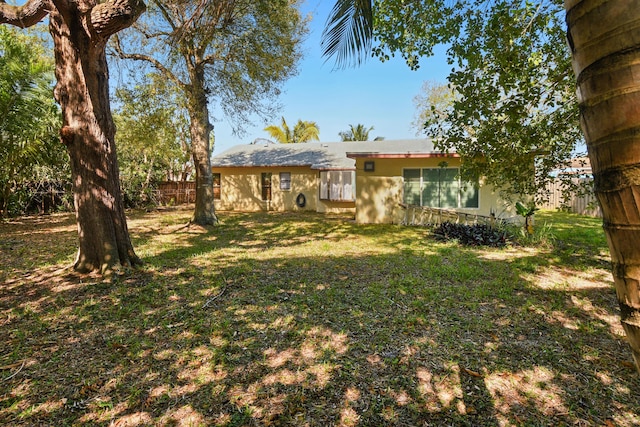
[211,0,452,155]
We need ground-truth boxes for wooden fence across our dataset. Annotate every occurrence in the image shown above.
[539,178,601,217]
[155,181,196,205]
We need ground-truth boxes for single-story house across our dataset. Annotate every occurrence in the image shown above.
[211,139,512,224]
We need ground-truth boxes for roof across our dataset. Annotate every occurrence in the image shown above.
[211,138,453,170]
[568,156,591,171]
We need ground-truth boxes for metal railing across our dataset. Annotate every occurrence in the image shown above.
[399,204,503,227]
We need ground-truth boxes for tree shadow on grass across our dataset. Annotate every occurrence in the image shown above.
[0,210,638,426]
[0,213,77,277]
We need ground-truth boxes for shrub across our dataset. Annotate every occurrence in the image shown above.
[2,180,73,217]
[512,221,556,248]
[432,222,509,247]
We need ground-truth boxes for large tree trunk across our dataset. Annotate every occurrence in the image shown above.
[566,0,640,371]
[187,69,217,226]
[51,8,141,274]
[1,0,145,275]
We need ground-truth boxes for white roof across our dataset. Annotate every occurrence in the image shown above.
[211,139,444,170]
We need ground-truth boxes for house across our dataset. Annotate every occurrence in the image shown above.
[211,139,358,214]
[211,139,512,223]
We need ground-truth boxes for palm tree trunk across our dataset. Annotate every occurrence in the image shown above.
[566,0,640,371]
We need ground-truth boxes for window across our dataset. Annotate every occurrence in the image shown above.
[212,173,221,200]
[319,170,355,201]
[403,169,421,206]
[279,172,291,190]
[261,173,272,201]
[403,168,478,208]
[364,161,375,172]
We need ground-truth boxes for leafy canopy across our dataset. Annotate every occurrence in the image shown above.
[438,0,581,201]
[113,74,192,206]
[411,81,456,137]
[114,0,309,136]
[0,26,65,216]
[325,0,581,201]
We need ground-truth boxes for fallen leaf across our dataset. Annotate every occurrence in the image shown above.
[461,367,483,378]
[0,362,23,370]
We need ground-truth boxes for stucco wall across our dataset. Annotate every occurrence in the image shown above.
[212,166,355,214]
[317,199,356,215]
[213,166,316,212]
[353,157,511,224]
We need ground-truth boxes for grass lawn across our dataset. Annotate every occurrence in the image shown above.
[0,208,638,426]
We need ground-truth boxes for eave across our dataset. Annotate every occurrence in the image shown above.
[346,152,460,159]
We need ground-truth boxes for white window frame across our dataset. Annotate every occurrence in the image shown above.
[279,172,291,191]
[319,170,355,201]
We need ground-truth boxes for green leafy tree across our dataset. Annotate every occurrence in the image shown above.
[113,75,191,207]
[324,1,579,202]
[406,4,580,203]
[322,0,640,371]
[339,123,375,141]
[441,2,580,202]
[411,81,456,137]
[264,117,320,143]
[0,26,65,217]
[114,0,308,225]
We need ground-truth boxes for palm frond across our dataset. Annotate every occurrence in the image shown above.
[321,0,373,69]
[293,120,320,142]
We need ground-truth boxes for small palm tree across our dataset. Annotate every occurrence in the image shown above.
[339,123,374,141]
[0,28,62,217]
[264,117,320,143]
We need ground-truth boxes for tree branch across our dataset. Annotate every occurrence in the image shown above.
[89,0,146,38]
[112,35,185,89]
[201,53,219,66]
[150,0,177,33]
[0,0,50,28]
